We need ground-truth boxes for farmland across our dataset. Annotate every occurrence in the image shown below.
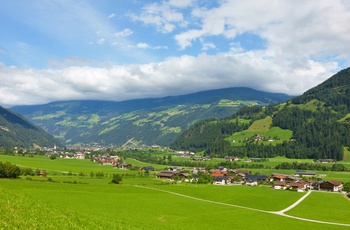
[1,155,350,229]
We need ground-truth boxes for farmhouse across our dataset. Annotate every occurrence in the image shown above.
[225,156,239,161]
[319,180,343,192]
[120,163,132,169]
[212,176,231,185]
[234,170,251,177]
[156,171,177,180]
[142,166,155,171]
[273,181,287,190]
[74,152,85,159]
[289,182,307,192]
[244,175,268,186]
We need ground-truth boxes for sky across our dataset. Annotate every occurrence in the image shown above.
[1,0,350,106]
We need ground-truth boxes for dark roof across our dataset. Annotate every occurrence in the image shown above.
[245,175,268,182]
[212,176,230,181]
[295,171,316,175]
[156,171,176,178]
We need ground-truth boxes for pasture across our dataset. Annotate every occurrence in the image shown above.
[226,116,293,146]
[1,154,350,229]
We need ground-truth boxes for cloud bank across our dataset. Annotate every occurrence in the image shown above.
[0,51,337,106]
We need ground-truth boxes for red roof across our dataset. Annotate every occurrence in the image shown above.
[211,172,226,177]
[273,175,286,179]
[328,180,342,186]
[289,183,305,188]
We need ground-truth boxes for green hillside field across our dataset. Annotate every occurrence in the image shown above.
[226,116,293,146]
[1,154,350,229]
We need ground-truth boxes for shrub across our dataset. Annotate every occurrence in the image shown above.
[111,174,123,184]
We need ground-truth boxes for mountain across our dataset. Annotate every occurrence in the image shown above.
[11,87,291,147]
[0,106,61,148]
[171,67,350,161]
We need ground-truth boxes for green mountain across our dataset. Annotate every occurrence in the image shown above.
[171,67,350,161]
[11,87,291,147]
[0,106,61,148]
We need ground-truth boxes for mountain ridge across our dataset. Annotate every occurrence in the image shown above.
[171,67,350,160]
[11,87,292,147]
[0,106,61,148]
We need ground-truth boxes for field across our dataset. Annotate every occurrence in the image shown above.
[1,155,350,229]
[226,116,293,146]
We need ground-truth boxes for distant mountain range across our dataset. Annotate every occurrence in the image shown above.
[171,67,350,160]
[11,87,292,147]
[0,106,61,148]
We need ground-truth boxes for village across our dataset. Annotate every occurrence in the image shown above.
[78,151,345,194]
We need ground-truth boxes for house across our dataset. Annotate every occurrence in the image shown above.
[211,172,227,177]
[306,180,317,190]
[289,182,307,192]
[320,159,334,163]
[234,170,251,177]
[156,171,178,180]
[244,175,268,186]
[225,156,239,162]
[270,174,287,182]
[212,176,231,185]
[120,163,132,169]
[273,181,287,190]
[75,152,85,159]
[319,180,343,192]
[142,166,155,171]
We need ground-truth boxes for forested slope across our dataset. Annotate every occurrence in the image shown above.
[171,67,350,160]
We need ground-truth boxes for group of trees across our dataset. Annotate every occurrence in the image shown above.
[0,161,21,178]
[170,118,251,152]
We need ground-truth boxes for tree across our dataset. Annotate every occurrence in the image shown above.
[111,174,123,184]
[0,162,21,178]
[343,182,350,192]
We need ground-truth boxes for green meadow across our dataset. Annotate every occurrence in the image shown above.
[1,155,350,229]
[226,116,293,146]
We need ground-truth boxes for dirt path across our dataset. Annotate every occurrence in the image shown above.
[135,185,350,227]
[273,190,312,214]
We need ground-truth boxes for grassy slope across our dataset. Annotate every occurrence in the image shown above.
[226,116,293,146]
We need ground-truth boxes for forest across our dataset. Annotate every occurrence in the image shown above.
[171,67,350,161]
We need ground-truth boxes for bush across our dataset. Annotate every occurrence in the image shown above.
[0,162,21,178]
[111,174,123,184]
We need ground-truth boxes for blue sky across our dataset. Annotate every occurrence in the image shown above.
[0,0,350,106]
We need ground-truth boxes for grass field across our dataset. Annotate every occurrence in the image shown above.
[1,155,350,229]
[226,116,293,146]
[287,191,350,224]
[1,179,349,230]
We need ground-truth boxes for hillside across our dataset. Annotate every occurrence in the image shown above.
[11,87,291,147]
[171,67,350,161]
[0,106,61,148]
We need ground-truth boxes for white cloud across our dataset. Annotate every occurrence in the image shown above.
[97,38,106,45]
[174,0,350,64]
[108,13,116,19]
[128,43,168,50]
[136,43,150,48]
[115,28,133,38]
[168,0,193,8]
[130,2,187,33]
[0,49,339,106]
